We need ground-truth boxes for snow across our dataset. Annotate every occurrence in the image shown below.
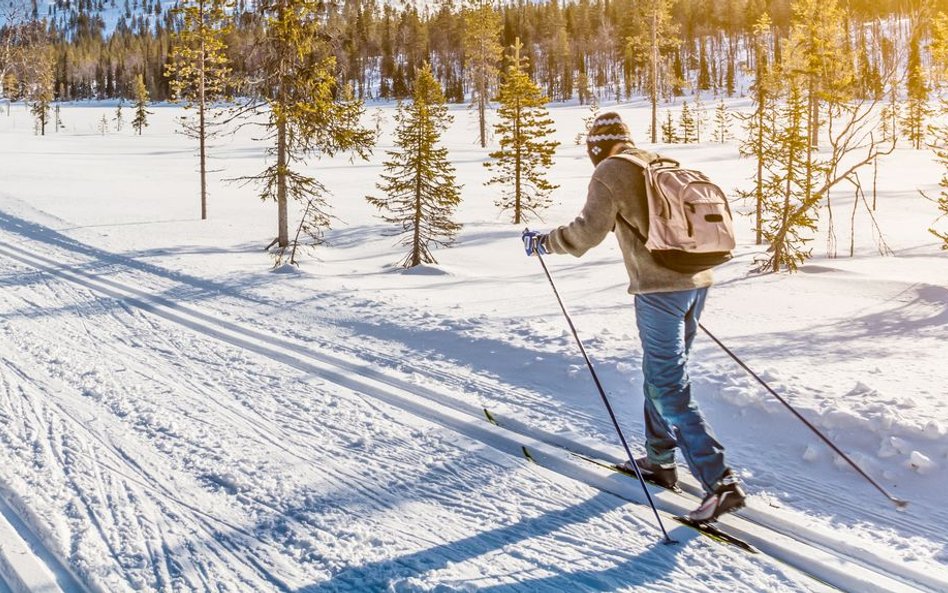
[0,97,946,592]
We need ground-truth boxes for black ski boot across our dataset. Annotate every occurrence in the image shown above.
[617,456,679,490]
[687,471,746,523]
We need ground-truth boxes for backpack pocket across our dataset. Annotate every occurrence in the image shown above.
[682,182,736,253]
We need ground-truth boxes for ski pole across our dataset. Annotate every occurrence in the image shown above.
[530,232,676,544]
[696,323,909,510]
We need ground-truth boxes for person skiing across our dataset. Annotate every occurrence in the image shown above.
[522,112,746,523]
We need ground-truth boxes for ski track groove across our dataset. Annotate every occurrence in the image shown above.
[0,235,941,592]
[0,240,892,592]
[0,251,539,592]
[1,327,290,589]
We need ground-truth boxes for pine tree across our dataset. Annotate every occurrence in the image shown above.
[166,0,233,220]
[679,100,696,144]
[54,103,63,131]
[463,0,502,149]
[367,64,462,268]
[926,104,948,249]
[131,73,151,135]
[713,99,731,143]
[931,12,948,88]
[485,38,560,225]
[787,0,852,149]
[760,80,818,272]
[660,109,678,143]
[28,45,54,136]
[575,97,599,145]
[113,101,124,131]
[737,12,775,245]
[626,0,679,143]
[901,27,929,150]
[246,0,374,261]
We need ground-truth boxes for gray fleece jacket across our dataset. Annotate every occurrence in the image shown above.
[546,147,714,295]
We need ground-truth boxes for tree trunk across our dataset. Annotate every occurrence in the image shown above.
[412,116,424,267]
[199,0,207,220]
[277,117,288,248]
[276,0,288,249]
[650,8,658,144]
[478,89,487,148]
[514,98,522,225]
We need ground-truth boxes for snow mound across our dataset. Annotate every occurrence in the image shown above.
[271,263,305,275]
[906,451,936,475]
[401,264,453,276]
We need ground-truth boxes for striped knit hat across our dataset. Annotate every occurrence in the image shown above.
[586,112,633,165]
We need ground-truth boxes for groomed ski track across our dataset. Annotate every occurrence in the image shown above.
[0,216,942,593]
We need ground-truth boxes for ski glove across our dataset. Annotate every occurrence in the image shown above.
[522,229,550,256]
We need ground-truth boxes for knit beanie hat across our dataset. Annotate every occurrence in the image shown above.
[586,112,634,166]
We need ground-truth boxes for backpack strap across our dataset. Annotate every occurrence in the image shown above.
[605,151,664,246]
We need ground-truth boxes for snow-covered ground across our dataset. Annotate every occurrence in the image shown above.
[0,98,946,592]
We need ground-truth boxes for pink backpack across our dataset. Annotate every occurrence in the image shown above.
[613,153,736,273]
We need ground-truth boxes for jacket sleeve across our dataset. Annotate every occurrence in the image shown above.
[546,174,618,257]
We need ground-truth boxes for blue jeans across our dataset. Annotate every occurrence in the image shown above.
[635,288,727,491]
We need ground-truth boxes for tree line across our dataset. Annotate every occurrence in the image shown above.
[3,0,947,267]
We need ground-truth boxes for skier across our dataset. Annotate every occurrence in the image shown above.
[522,112,746,522]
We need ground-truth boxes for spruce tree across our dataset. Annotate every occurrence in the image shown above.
[132,73,151,135]
[679,100,696,144]
[626,0,679,143]
[760,79,818,272]
[660,110,678,143]
[713,100,731,144]
[166,0,233,220]
[485,38,559,225]
[462,0,502,149]
[114,101,124,131]
[901,28,929,150]
[247,0,375,260]
[28,45,54,136]
[787,0,852,149]
[926,105,948,249]
[367,64,462,268]
[736,12,775,245]
[932,12,948,87]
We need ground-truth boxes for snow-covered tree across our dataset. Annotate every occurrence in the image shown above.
[166,0,233,220]
[367,64,462,268]
[132,74,151,135]
[485,38,559,225]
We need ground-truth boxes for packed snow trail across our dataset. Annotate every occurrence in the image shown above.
[0,220,835,592]
[0,215,941,591]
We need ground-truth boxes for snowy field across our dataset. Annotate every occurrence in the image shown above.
[0,98,946,592]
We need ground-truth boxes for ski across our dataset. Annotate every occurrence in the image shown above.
[569,451,756,553]
[673,516,758,554]
[513,428,757,554]
[568,451,684,494]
